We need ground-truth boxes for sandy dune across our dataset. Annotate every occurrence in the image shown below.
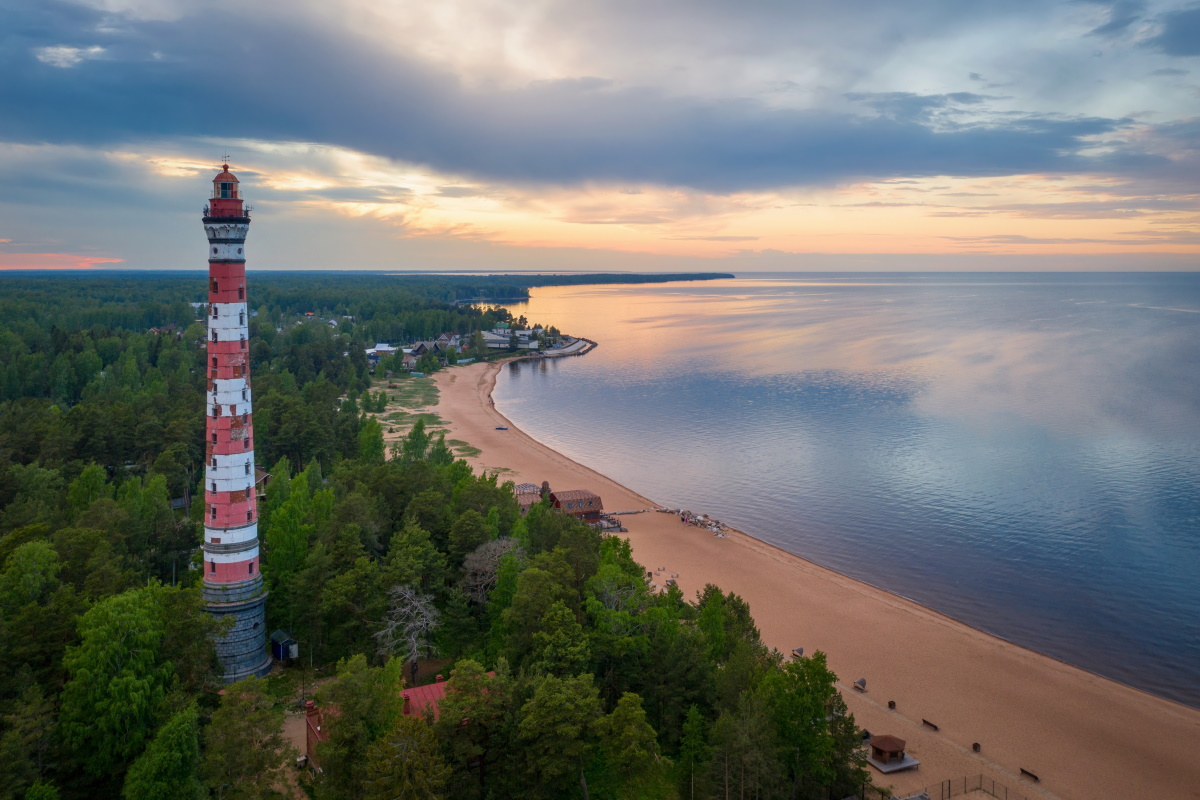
[433,360,1200,800]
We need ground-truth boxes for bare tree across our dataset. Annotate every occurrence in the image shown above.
[375,585,441,664]
[460,538,520,604]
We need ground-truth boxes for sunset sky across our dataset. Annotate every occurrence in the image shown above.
[2,0,1199,271]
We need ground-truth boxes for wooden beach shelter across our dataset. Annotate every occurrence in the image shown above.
[870,735,906,764]
[865,731,920,773]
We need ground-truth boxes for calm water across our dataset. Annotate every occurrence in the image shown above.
[493,273,1200,708]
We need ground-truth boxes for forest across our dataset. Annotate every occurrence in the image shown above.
[0,272,874,800]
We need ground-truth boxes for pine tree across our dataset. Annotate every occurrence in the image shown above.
[594,692,661,790]
[527,601,590,676]
[0,676,55,799]
[363,716,451,800]
[677,705,710,800]
[516,674,602,799]
[201,677,297,800]
[358,417,386,464]
[314,655,406,800]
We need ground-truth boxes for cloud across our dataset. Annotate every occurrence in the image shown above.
[1087,0,1144,36]
[943,229,1200,245]
[1148,6,1200,56]
[943,234,1123,245]
[435,185,497,198]
[0,1,1164,194]
[843,91,990,124]
[665,235,760,241]
[988,197,1199,219]
[34,45,106,67]
[0,253,123,269]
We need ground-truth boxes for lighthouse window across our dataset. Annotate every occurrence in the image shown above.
[211,432,218,443]
[210,561,216,573]
[249,563,254,574]
[211,279,218,292]
[244,438,250,449]
[211,506,217,519]
[211,356,218,367]
[212,330,218,341]
[213,247,218,255]
[238,248,243,255]
[220,182,234,198]
[241,388,247,400]
[244,461,251,475]
[212,306,218,318]
[211,482,216,492]
[238,286,245,299]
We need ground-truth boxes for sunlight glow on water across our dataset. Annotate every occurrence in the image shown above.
[494,273,1200,707]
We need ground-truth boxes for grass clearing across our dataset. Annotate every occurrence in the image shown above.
[447,439,482,458]
[381,375,439,409]
[383,410,445,428]
[371,371,487,461]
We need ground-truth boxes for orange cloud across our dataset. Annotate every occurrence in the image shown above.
[0,253,124,270]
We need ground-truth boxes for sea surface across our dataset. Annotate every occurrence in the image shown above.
[493,273,1200,708]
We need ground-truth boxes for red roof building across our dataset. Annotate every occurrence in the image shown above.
[401,671,496,720]
[403,675,450,720]
[549,489,603,522]
[304,700,330,772]
[306,670,497,770]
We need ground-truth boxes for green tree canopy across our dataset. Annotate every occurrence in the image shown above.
[59,584,173,777]
[527,600,590,677]
[315,655,406,800]
[201,676,297,800]
[516,673,602,799]
[121,705,204,800]
[364,715,451,800]
[433,659,515,799]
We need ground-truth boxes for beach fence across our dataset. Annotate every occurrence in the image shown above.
[917,774,1035,800]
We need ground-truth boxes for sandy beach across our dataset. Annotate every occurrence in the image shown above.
[432,360,1199,800]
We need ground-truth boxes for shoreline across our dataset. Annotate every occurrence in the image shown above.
[433,360,1200,800]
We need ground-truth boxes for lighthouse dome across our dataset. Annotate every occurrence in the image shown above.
[212,165,241,201]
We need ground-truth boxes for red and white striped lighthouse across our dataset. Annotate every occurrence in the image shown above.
[202,164,271,681]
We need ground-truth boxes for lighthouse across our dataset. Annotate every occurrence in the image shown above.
[201,164,271,681]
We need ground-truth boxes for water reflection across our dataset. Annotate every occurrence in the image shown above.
[496,273,1200,707]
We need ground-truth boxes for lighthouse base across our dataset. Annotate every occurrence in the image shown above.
[203,578,272,682]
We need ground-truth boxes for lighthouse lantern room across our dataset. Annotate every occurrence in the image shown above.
[201,163,271,682]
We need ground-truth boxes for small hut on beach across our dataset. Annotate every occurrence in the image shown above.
[866,734,920,774]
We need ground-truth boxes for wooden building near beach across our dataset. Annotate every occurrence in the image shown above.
[549,489,603,522]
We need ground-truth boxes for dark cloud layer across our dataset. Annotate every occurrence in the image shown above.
[0,1,1184,194]
[1149,6,1200,55]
